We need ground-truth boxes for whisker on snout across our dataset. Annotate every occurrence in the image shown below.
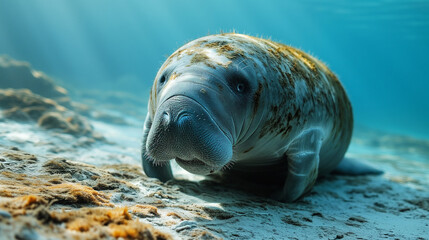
[143,152,169,167]
[222,160,236,171]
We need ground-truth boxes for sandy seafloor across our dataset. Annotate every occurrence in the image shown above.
[0,98,428,240]
[0,59,428,239]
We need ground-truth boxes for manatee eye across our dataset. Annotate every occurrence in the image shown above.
[236,83,245,92]
[233,77,249,94]
[159,75,166,85]
[228,72,250,95]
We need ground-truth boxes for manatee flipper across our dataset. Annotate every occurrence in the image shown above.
[141,115,173,182]
[333,157,383,175]
[277,128,324,202]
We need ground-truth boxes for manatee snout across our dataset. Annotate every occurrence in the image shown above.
[146,95,233,175]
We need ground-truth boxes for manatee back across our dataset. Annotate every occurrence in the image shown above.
[262,40,353,175]
[232,35,353,174]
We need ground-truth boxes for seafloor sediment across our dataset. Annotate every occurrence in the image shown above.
[0,56,428,239]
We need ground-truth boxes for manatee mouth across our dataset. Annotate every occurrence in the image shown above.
[147,95,233,176]
[175,157,220,175]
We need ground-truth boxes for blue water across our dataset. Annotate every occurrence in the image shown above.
[0,0,428,138]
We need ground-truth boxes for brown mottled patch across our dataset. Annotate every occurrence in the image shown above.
[280,125,293,137]
[169,72,181,81]
[218,44,234,53]
[190,53,217,69]
[160,48,186,73]
[267,48,281,60]
[149,88,154,113]
[221,60,233,69]
[285,72,295,88]
[227,47,246,60]
[215,82,224,91]
[277,65,290,88]
[194,39,209,47]
[251,33,352,154]
[243,146,254,153]
[204,41,228,49]
[253,83,263,116]
[284,47,316,71]
[201,39,246,61]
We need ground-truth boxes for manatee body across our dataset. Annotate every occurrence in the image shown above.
[142,33,353,202]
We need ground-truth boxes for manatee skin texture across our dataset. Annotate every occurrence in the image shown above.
[142,33,353,202]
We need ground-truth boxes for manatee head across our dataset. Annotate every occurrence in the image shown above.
[145,35,265,175]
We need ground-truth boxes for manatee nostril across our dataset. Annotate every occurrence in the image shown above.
[160,109,191,126]
[176,110,191,124]
[162,111,171,124]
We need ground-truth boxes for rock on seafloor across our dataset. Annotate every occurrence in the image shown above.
[0,55,136,128]
[0,55,99,138]
[0,88,101,139]
[0,55,71,107]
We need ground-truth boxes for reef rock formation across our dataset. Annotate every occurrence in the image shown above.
[0,55,71,107]
[0,55,133,126]
[0,89,99,138]
[0,55,105,138]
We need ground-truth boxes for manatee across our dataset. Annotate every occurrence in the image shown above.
[141,33,379,202]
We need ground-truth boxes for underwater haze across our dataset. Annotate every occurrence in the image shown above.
[0,0,428,138]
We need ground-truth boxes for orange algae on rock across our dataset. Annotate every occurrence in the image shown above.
[108,206,133,220]
[52,207,132,232]
[0,148,172,239]
[0,153,113,207]
[2,152,37,161]
[50,207,172,240]
[47,183,113,206]
[130,204,160,217]
[10,195,47,209]
[108,221,169,240]
[0,174,112,207]
[101,164,146,180]
[1,171,28,181]
[0,195,47,216]
[0,203,172,239]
